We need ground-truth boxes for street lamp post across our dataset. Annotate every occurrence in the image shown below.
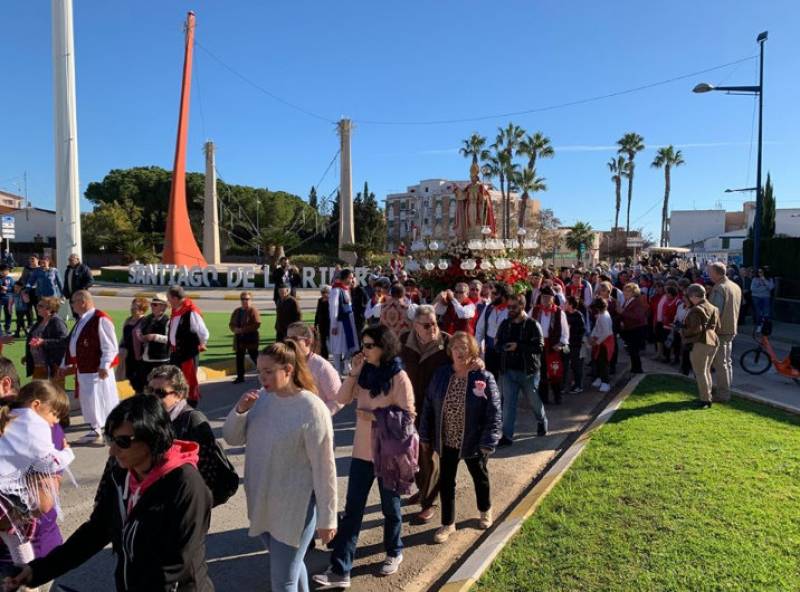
[693,31,767,270]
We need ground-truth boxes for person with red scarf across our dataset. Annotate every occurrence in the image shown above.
[167,285,209,408]
[532,286,570,405]
[565,270,593,309]
[59,290,120,444]
[434,283,476,335]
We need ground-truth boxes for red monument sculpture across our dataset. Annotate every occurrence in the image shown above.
[162,11,206,266]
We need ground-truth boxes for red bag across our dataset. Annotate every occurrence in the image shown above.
[545,350,564,382]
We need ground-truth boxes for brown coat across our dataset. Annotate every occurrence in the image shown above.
[681,300,719,346]
[399,330,451,416]
[619,297,648,331]
[229,305,261,351]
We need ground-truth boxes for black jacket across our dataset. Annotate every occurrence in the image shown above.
[565,310,586,348]
[25,315,68,376]
[63,263,93,299]
[495,316,544,375]
[420,366,501,458]
[29,463,213,592]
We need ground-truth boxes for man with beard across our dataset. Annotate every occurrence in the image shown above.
[475,282,510,380]
[495,294,547,447]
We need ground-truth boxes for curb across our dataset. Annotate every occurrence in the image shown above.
[441,374,646,592]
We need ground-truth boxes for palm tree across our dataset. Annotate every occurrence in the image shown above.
[518,131,554,173]
[565,221,595,262]
[493,123,525,238]
[607,155,629,233]
[459,132,489,165]
[516,167,546,233]
[617,132,645,235]
[651,145,685,246]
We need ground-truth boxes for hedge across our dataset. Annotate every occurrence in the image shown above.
[743,237,800,279]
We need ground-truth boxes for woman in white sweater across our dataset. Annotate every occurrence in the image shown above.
[589,297,615,392]
[223,341,337,592]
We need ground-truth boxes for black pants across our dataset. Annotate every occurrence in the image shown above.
[538,351,562,403]
[622,328,645,374]
[565,346,583,389]
[439,446,491,526]
[595,348,610,383]
[14,310,28,337]
[235,348,259,380]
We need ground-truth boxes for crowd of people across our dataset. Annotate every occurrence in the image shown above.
[0,251,757,591]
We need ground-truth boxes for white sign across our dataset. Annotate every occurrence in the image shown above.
[626,238,645,248]
[0,216,14,239]
[128,264,370,289]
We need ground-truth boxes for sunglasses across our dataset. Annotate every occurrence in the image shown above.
[146,387,177,399]
[416,322,436,330]
[105,434,137,449]
[362,342,378,350]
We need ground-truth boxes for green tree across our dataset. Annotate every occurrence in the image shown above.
[748,173,776,240]
[607,156,629,233]
[533,208,562,263]
[349,181,387,265]
[459,132,489,165]
[308,186,318,210]
[565,221,595,262]
[516,167,546,232]
[82,200,158,262]
[651,145,685,246]
[493,123,526,239]
[617,132,645,234]
[518,131,554,174]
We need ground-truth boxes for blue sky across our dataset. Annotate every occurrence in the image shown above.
[2,0,799,239]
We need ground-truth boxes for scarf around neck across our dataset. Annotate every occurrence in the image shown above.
[358,357,403,398]
[171,297,201,319]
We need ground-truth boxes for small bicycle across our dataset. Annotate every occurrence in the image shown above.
[739,319,800,385]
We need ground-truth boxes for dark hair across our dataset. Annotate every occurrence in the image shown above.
[666,285,679,297]
[0,265,7,272]
[105,395,175,462]
[339,268,353,281]
[0,380,70,434]
[0,357,20,394]
[390,283,405,299]
[590,297,608,313]
[493,282,510,301]
[565,295,579,309]
[361,325,401,364]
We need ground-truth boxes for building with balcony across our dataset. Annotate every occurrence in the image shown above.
[385,178,540,251]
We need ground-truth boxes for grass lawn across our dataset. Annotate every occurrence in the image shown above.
[476,375,800,592]
[1,310,314,385]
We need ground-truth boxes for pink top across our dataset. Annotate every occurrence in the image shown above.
[306,353,343,414]
[336,370,416,462]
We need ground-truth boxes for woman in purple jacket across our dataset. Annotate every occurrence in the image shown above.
[419,331,501,544]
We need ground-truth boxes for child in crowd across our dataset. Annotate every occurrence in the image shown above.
[11,283,28,339]
[0,381,73,567]
[564,296,586,393]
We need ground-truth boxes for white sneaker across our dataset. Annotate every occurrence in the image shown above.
[312,568,351,589]
[591,378,602,388]
[479,509,493,529]
[379,553,403,576]
[433,525,455,543]
[599,383,611,393]
[78,430,103,445]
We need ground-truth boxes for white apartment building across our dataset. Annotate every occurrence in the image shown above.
[385,178,540,251]
[669,201,800,263]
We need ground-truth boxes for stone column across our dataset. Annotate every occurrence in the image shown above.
[52,0,82,273]
[203,141,221,265]
[337,119,356,265]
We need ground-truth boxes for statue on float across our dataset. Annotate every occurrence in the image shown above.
[454,162,497,241]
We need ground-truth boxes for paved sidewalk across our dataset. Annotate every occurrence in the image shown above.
[49,367,630,592]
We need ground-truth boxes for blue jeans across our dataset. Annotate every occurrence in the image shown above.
[753,296,771,324]
[261,497,317,592]
[330,458,403,576]
[501,369,547,440]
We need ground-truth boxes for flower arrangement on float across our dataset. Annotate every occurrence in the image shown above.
[406,228,545,296]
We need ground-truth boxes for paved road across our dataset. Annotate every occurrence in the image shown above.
[49,369,624,591]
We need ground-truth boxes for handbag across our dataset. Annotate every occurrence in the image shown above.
[545,349,565,382]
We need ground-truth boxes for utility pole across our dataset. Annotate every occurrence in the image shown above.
[337,119,356,265]
[51,0,82,273]
[202,141,221,265]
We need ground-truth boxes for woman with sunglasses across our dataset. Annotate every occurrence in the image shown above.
[313,325,415,589]
[224,341,336,592]
[5,395,214,592]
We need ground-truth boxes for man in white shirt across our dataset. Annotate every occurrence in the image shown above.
[475,283,511,380]
[434,283,476,335]
[167,285,210,408]
[60,290,120,444]
[532,286,570,405]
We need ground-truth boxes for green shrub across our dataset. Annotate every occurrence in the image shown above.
[744,237,800,279]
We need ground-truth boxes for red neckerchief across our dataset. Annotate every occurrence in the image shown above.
[171,297,201,319]
[493,302,508,311]
[332,280,350,291]
[534,303,559,316]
